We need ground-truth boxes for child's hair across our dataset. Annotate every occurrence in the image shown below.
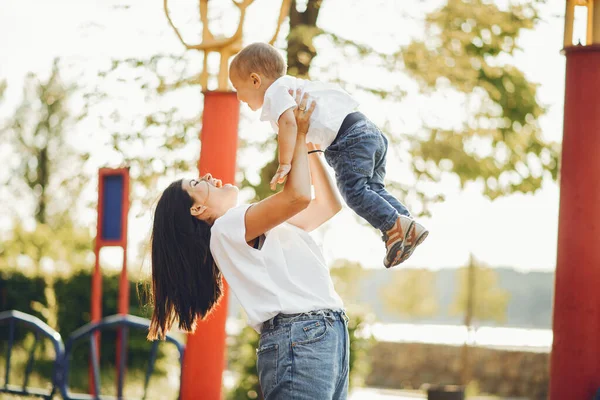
[230,42,287,80]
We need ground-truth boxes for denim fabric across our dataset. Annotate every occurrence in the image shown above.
[256,309,350,400]
[325,116,410,232]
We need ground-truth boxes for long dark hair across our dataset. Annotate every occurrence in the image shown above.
[147,179,223,340]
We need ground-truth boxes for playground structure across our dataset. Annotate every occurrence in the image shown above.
[550,1,600,399]
[91,168,131,397]
[172,0,600,398]
[161,1,292,399]
[161,0,600,398]
[0,310,184,400]
[3,0,600,398]
[163,0,291,91]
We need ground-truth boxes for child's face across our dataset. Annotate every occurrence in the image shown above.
[230,71,265,111]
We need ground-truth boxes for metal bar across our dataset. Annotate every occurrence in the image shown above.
[565,0,576,47]
[5,319,15,388]
[182,90,236,400]
[142,341,159,400]
[23,330,40,390]
[594,0,600,43]
[3,383,54,398]
[89,335,101,398]
[587,0,594,44]
[0,311,64,400]
[117,326,128,399]
[61,314,185,400]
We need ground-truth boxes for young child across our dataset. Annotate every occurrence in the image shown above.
[229,42,428,268]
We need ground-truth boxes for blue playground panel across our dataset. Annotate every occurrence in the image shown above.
[101,175,124,241]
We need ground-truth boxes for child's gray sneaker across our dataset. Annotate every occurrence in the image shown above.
[382,215,414,268]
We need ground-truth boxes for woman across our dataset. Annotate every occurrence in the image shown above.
[148,91,350,399]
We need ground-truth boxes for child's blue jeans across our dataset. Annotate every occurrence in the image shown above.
[325,112,411,233]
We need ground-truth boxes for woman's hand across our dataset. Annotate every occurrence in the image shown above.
[284,90,342,232]
[269,90,316,190]
[289,89,316,136]
[243,92,314,242]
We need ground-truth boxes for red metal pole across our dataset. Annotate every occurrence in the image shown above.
[115,247,129,398]
[118,249,129,315]
[90,170,105,397]
[91,253,103,324]
[90,249,102,397]
[550,45,600,399]
[116,170,130,398]
[118,170,130,318]
[91,168,130,397]
[181,91,239,400]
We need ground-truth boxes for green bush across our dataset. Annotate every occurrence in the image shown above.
[227,326,262,400]
[346,310,375,388]
[54,270,163,388]
[0,270,48,343]
[1,269,164,390]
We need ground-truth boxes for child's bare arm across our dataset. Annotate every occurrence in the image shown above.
[270,108,297,190]
[278,108,297,166]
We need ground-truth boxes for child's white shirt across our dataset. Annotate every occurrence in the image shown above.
[260,75,359,148]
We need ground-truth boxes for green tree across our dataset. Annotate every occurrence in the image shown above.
[92,0,274,210]
[227,325,262,400]
[248,0,558,214]
[1,59,89,228]
[96,1,557,212]
[286,0,323,78]
[0,59,93,327]
[450,256,510,325]
[85,54,202,210]
[328,259,375,388]
[345,310,375,389]
[329,259,368,306]
[0,222,92,274]
[381,269,439,319]
[450,255,510,385]
[0,79,6,102]
[401,0,559,201]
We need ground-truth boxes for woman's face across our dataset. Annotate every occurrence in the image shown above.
[182,173,239,218]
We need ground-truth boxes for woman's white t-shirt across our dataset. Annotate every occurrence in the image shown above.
[209,204,344,332]
[260,75,359,148]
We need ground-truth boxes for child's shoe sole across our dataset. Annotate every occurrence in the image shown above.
[398,222,428,264]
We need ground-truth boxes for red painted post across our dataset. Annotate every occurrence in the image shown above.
[90,249,102,396]
[550,3,600,397]
[91,168,130,397]
[90,169,107,397]
[551,45,600,399]
[117,169,130,318]
[116,170,130,398]
[181,91,239,400]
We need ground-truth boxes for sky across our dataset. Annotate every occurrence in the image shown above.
[0,0,571,273]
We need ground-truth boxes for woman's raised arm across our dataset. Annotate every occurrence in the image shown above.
[243,93,316,242]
